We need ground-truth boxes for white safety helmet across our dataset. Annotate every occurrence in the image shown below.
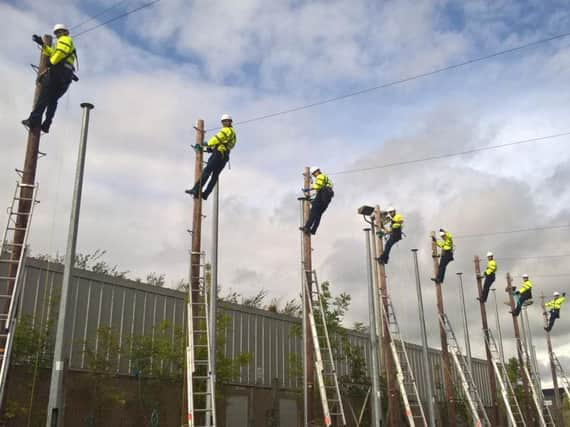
[53,24,68,34]
[220,114,232,122]
[309,166,320,175]
[553,291,560,297]
[486,251,494,257]
[388,206,396,213]
[522,273,529,279]
[439,229,445,237]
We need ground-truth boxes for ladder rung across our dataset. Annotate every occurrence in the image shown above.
[0,260,19,264]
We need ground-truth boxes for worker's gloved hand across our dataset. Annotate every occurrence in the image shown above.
[431,236,436,242]
[32,34,44,46]
[205,147,213,153]
[302,188,310,193]
[193,143,202,152]
[515,290,520,295]
[563,292,567,296]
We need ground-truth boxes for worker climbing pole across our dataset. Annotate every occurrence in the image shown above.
[474,256,501,426]
[430,231,456,426]
[506,273,534,425]
[0,33,52,414]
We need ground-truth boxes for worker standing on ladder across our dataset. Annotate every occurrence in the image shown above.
[544,291,566,331]
[512,274,533,316]
[431,228,454,284]
[299,167,333,235]
[478,251,497,303]
[186,114,236,200]
[22,24,77,133]
[377,207,403,265]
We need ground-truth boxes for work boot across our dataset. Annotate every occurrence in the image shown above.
[185,188,197,198]
[41,121,51,133]
[21,119,32,129]
[201,192,209,200]
[299,226,310,234]
[430,278,438,283]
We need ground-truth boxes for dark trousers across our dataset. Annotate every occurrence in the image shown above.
[28,66,73,127]
[304,187,333,234]
[546,309,559,331]
[481,273,496,303]
[513,290,532,316]
[191,150,228,198]
[379,229,402,264]
[436,250,453,283]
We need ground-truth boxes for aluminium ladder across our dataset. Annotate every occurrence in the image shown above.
[303,269,347,427]
[520,339,555,426]
[0,182,38,406]
[486,329,526,426]
[186,251,216,427]
[552,352,570,402]
[382,295,427,427]
[439,313,491,427]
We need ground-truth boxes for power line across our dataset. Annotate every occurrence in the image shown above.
[70,0,133,31]
[495,254,570,261]
[210,30,570,130]
[456,224,570,239]
[74,0,160,38]
[328,131,570,176]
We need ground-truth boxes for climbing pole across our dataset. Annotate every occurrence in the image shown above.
[439,313,491,427]
[303,269,346,427]
[0,182,39,406]
[486,329,526,426]
[552,352,570,402]
[186,251,216,427]
[382,295,427,427]
[520,334,555,427]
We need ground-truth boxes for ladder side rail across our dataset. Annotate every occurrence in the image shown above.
[5,185,38,329]
[203,281,216,426]
[304,274,332,426]
[0,184,20,252]
[553,354,570,402]
[522,364,547,427]
[384,298,427,427]
[312,271,347,426]
[187,286,195,426]
[486,331,524,426]
[440,314,490,426]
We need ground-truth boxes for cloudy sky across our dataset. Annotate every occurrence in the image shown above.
[1,0,570,386]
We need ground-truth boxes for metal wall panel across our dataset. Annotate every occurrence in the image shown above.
[19,258,493,407]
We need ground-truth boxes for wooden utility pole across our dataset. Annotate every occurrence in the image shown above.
[542,292,564,426]
[505,273,534,425]
[188,119,205,425]
[373,206,398,427]
[430,232,456,426]
[474,256,500,426]
[301,166,315,425]
[7,35,52,291]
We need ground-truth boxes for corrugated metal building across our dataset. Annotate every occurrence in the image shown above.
[17,258,493,423]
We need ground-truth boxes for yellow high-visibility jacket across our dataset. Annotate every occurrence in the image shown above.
[485,259,497,275]
[436,231,453,251]
[390,213,404,230]
[518,279,533,294]
[545,296,565,310]
[312,173,333,191]
[43,35,75,67]
[207,126,237,154]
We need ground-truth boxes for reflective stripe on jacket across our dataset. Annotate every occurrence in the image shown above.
[390,213,404,230]
[485,259,497,275]
[436,231,453,251]
[207,126,237,154]
[545,296,565,310]
[43,35,75,66]
[518,279,533,294]
[312,173,333,191]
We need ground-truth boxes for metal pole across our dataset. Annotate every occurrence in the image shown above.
[456,273,473,377]
[491,289,505,363]
[298,197,308,427]
[522,308,541,400]
[365,228,382,427]
[206,181,220,426]
[369,222,384,374]
[412,249,436,427]
[46,102,94,427]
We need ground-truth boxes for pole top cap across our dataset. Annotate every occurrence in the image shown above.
[80,102,94,110]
